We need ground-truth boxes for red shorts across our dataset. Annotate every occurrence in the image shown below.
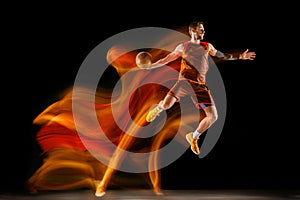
[167,80,215,109]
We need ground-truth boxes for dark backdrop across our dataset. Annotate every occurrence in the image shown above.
[2,2,299,193]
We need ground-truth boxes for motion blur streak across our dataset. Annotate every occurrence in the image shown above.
[28,29,203,192]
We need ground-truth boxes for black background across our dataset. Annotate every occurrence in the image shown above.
[2,2,299,193]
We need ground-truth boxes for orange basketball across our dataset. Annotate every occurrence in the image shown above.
[135,51,152,69]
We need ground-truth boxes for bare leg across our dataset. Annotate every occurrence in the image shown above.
[159,94,177,110]
[148,128,177,195]
[95,167,114,197]
[186,105,218,155]
[95,134,135,197]
[146,94,177,122]
[147,95,178,195]
[195,105,218,134]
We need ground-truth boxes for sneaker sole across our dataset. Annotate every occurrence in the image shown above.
[186,133,200,155]
[185,133,192,145]
[95,190,106,197]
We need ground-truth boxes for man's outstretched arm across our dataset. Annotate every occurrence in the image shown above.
[216,49,256,60]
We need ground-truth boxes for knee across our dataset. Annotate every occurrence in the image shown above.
[208,111,218,124]
[211,112,218,123]
[159,100,171,110]
[161,104,170,110]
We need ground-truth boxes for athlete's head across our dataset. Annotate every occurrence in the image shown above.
[189,21,205,40]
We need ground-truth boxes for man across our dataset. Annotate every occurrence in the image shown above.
[145,21,256,155]
[95,21,256,198]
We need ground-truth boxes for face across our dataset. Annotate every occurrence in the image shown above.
[190,24,205,40]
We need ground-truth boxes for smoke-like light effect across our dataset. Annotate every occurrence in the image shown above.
[28,27,226,193]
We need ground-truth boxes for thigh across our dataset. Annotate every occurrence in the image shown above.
[167,80,193,101]
[191,84,215,109]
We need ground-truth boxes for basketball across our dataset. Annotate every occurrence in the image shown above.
[135,51,152,69]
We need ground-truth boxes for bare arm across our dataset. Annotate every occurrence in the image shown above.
[148,44,183,69]
[208,43,256,61]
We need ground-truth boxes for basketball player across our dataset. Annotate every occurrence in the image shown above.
[145,21,256,155]
[95,20,256,197]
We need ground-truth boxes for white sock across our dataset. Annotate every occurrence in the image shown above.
[156,105,164,112]
[192,130,202,139]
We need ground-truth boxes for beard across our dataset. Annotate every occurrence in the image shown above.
[195,34,204,40]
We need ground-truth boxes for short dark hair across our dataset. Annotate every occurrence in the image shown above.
[189,21,203,30]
